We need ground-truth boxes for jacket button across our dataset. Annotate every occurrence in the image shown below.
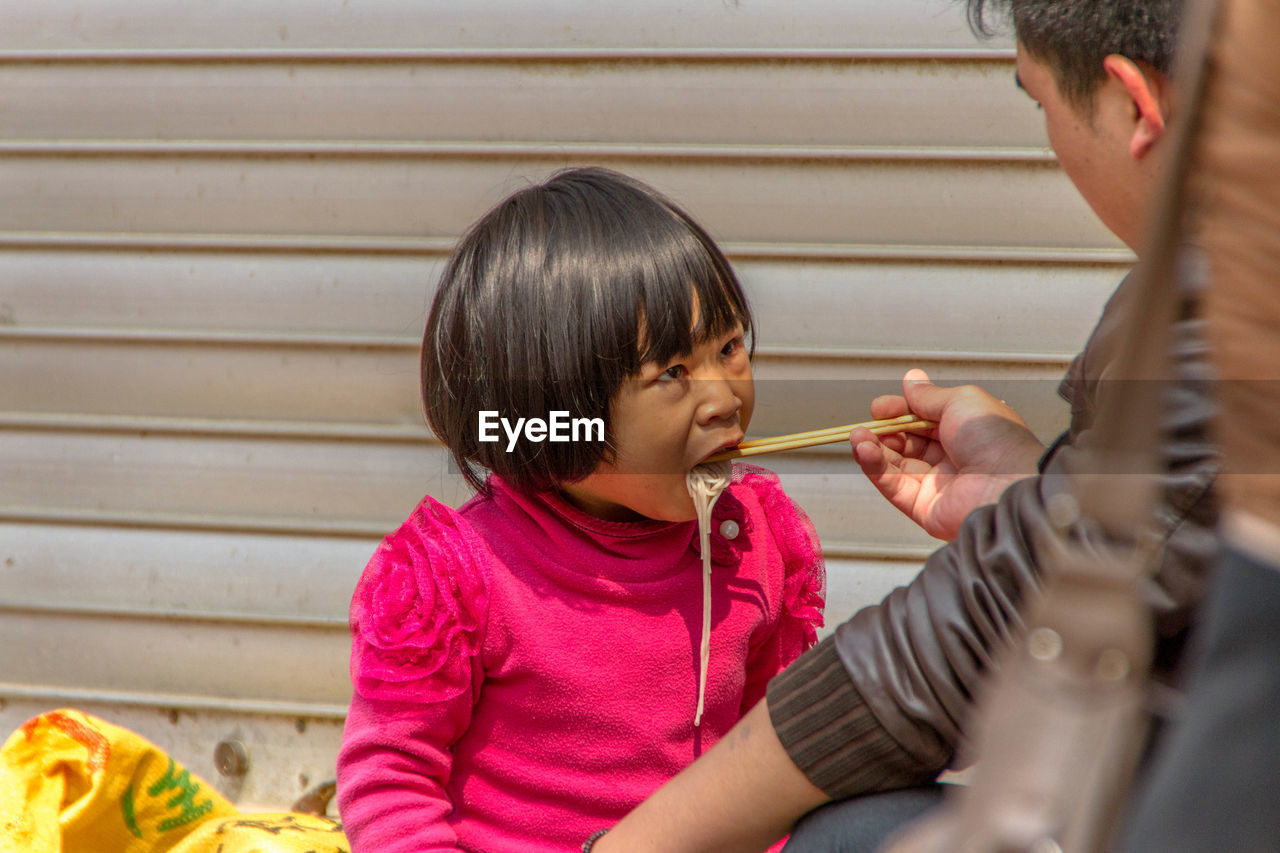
[719,519,740,540]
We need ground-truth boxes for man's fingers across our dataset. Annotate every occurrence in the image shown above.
[900,369,955,422]
[895,431,933,460]
[853,431,917,498]
[854,437,933,522]
[852,431,908,481]
[869,394,909,420]
[879,433,907,454]
[850,429,886,471]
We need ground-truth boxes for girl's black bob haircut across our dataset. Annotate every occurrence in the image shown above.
[422,166,754,494]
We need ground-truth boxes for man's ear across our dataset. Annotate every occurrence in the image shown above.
[1103,54,1169,159]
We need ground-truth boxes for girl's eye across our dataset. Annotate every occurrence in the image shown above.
[721,333,747,356]
[659,364,687,382]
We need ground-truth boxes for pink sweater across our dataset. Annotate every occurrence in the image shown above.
[336,465,825,852]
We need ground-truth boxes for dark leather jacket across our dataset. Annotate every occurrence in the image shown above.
[768,265,1220,795]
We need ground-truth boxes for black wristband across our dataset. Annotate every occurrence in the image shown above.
[582,828,609,852]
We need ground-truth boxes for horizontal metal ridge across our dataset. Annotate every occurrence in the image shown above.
[0,326,1077,364]
[0,682,349,719]
[0,231,453,254]
[0,511,942,559]
[822,542,936,562]
[0,412,432,442]
[0,139,1056,164]
[0,325,415,348]
[0,47,1016,64]
[0,599,347,630]
[0,513,937,564]
[725,243,1135,265]
[0,231,1135,264]
[0,507,391,539]
[762,345,1074,365]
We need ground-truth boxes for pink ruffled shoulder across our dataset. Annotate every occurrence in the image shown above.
[734,464,826,649]
[349,496,492,704]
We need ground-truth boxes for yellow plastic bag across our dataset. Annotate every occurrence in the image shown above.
[170,813,349,853]
[0,709,346,853]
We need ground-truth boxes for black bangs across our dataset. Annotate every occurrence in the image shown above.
[421,166,754,494]
[543,168,752,375]
[632,220,753,369]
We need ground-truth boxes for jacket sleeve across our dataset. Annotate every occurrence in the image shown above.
[336,498,491,852]
[767,267,1220,799]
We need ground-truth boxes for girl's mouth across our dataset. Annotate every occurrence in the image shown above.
[695,436,743,467]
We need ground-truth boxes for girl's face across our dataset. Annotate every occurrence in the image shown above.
[560,323,753,523]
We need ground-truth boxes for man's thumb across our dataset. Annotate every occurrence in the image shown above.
[901,368,944,418]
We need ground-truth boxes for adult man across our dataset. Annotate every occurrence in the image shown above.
[593,1,1215,850]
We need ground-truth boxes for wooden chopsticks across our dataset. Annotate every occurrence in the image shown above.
[705,414,936,462]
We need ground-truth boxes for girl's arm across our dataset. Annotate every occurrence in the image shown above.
[594,700,828,853]
[336,498,491,852]
[338,690,473,852]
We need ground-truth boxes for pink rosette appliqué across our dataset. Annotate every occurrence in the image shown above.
[349,498,491,704]
[738,465,826,650]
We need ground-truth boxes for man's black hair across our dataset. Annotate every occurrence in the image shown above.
[966,0,1184,109]
[422,166,753,494]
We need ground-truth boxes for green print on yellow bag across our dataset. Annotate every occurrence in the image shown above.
[0,709,347,853]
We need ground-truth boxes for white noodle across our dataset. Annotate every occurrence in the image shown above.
[685,460,732,727]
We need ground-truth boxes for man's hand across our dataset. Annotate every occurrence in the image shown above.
[851,369,1045,541]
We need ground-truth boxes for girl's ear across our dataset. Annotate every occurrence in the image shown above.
[1103,54,1169,160]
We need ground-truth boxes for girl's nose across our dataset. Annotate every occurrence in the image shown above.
[696,373,743,425]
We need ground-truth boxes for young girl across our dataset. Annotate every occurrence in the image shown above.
[336,167,825,852]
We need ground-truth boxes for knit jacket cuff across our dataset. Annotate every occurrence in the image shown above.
[766,635,928,799]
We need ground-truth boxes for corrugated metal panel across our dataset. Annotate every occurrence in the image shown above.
[0,60,1041,148]
[0,0,1129,807]
[0,523,367,619]
[0,0,998,51]
[0,432,1001,549]
[0,155,1110,248]
[0,251,1125,341]
[2,343,1073,428]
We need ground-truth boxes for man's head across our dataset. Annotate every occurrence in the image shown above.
[968,1,1183,110]
[967,1,1187,250]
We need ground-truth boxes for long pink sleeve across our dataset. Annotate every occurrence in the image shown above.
[337,498,490,852]
[339,693,469,851]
